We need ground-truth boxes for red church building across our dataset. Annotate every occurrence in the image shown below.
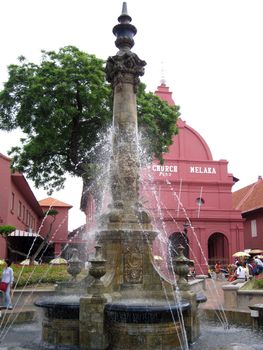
[82,82,245,274]
[141,82,244,274]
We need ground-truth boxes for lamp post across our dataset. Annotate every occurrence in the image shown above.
[182,221,190,259]
[183,222,190,234]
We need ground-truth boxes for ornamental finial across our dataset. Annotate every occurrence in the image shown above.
[118,2,131,23]
[113,2,137,51]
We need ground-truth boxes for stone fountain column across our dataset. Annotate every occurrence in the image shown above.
[96,2,162,297]
[105,2,148,227]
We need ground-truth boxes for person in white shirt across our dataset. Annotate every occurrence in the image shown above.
[1,259,14,309]
[232,262,246,284]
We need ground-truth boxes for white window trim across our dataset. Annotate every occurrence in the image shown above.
[251,219,257,237]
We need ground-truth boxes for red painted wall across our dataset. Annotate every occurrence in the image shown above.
[39,199,71,257]
[0,154,71,260]
[0,155,11,257]
[0,154,44,258]
[8,182,40,233]
[243,210,263,249]
[39,206,69,242]
[233,177,263,250]
[0,155,11,225]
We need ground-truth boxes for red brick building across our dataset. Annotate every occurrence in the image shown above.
[233,176,263,250]
[38,197,72,258]
[0,153,72,261]
[141,83,244,273]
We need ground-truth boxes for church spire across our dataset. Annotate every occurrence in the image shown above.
[160,61,166,85]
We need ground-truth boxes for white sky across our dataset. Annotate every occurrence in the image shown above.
[1,0,263,230]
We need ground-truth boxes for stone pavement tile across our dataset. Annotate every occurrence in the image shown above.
[199,279,225,309]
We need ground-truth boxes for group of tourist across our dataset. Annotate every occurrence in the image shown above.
[209,254,263,282]
[228,255,263,282]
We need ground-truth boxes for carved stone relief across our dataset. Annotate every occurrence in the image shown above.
[123,243,143,283]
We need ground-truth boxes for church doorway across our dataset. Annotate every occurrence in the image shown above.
[208,232,229,266]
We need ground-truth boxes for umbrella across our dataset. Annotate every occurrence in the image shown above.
[0,259,5,265]
[20,259,39,265]
[249,249,263,255]
[49,257,68,265]
[232,251,250,258]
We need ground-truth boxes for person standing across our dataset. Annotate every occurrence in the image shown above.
[253,256,263,275]
[215,261,222,280]
[247,258,255,277]
[1,259,14,310]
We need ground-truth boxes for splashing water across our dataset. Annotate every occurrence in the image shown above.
[139,152,230,330]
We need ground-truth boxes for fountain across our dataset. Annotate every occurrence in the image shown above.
[35,3,205,350]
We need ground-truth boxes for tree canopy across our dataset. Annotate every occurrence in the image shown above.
[0,46,180,201]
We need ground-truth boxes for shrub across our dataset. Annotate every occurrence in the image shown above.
[0,225,16,237]
[253,278,263,289]
[0,264,72,287]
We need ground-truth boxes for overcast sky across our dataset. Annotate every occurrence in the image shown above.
[1,0,263,230]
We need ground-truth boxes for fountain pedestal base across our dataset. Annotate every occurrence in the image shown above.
[104,301,191,350]
[79,293,112,350]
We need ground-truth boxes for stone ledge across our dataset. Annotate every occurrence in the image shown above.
[222,284,240,290]
[0,308,36,326]
[238,289,263,295]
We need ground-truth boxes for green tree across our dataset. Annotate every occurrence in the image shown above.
[0,225,16,237]
[0,46,180,207]
[0,225,28,260]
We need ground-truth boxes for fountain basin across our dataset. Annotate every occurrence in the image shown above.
[35,296,192,349]
[35,296,80,347]
[35,295,80,319]
[104,300,191,350]
[104,300,191,323]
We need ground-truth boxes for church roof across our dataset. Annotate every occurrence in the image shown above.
[233,176,263,213]
[0,152,11,161]
[39,197,72,209]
